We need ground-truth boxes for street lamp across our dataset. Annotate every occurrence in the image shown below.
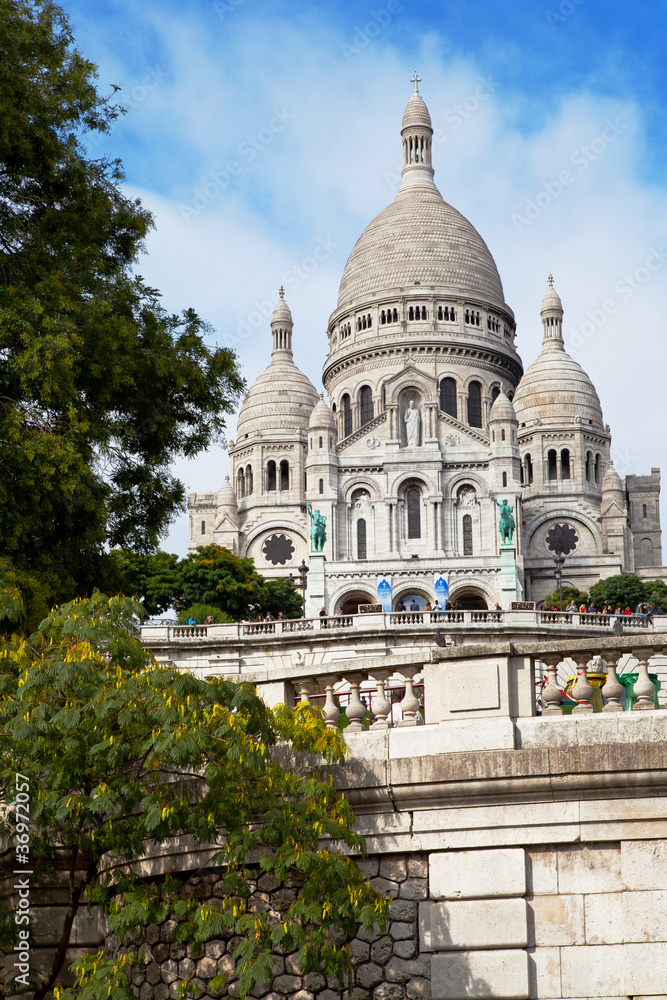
[553,554,565,611]
[289,559,310,618]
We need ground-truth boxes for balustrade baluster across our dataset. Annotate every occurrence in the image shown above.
[571,655,594,714]
[632,647,655,711]
[320,675,340,730]
[369,669,392,729]
[294,679,313,705]
[540,653,564,716]
[601,649,624,713]
[345,674,368,732]
[397,668,421,726]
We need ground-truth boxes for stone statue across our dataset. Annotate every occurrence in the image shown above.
[307,502,327,552]
[404,400,421,446]
[495,497,516,544]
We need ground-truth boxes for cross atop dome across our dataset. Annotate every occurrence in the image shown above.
[279,285,285,299]
[548,273,554,287]
[411,71,421,94]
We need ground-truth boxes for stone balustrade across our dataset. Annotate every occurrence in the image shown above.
[152,608,658,642]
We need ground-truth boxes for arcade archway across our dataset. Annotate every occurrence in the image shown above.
[336,590,376,615]
[449,588,488,610]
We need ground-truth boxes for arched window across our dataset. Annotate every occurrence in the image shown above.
[359,385,373,425]
[525,454,533,485]
[246,464,253,494]
[463,514,473,555]
[437,306,443,320]
[341,393,352,438]
[643,503,648,518]
[279,460,289,491]
[561,449,571,480]
[393,308,398,322]
[381,310,386,325]
[501,429,506,441]
[491,385,501,403]
[467,381,482,428]
[594,454,601,484]
[439,377,457,418]
[407,488,421,539]
[237,468,245,498]
[585,451,592,482]
[267,460,276,491]
[201,520,206,535]
[357,519,367,560]
[502,471,507,487]
[319,478,324,495]
[421,306,427,320]
[520,463,524,485]
[319,435,323,448]
[548,449,558,481]
[409,306,414,320]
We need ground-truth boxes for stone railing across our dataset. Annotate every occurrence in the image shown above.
[539,645,663,715]
[146,609,661,643]
[292,670,425,731]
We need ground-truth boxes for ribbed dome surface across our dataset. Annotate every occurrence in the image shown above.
[402,92,432,130]
[513,344,603,427]
[271,297,292,326]
[336,189,507,313]
[309,394,335,429]
[236,359,319,438]
[602,464,624,493]
[489,388,516,423]
[217,475,237,507]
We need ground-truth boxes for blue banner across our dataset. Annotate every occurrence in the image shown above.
[434,574,449,608]
[377,576,392,613]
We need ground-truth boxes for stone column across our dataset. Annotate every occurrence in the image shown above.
[571,655,594,714]
[397,668,421,726]
[632,647,656,711]
[601,649,624,713]
[320,674,340,730]
[345,674,368,732]
[369,669,392,729]
[540,653,564,716]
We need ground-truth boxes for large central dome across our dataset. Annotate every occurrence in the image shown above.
[336,192,506,312]
[335,83,508,316]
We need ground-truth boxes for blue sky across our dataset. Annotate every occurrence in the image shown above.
[63,0,667,556]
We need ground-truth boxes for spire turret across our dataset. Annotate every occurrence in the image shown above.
[270,286,294,359]
[399,72,436,194]
[540,274,564,349]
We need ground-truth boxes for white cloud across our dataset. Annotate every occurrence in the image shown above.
[74,8,667,559]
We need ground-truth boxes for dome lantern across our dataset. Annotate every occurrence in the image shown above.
[271,285,294,359]
[400,72,436,194]
[540,274,564,350]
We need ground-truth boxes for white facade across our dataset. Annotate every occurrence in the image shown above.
[188,81,665,610]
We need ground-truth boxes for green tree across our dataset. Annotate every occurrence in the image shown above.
[542,586,588,610]
[176,603,234,624]
[0,0,244,616]
[588,573,646,611]
[643,579,667,612]
[0,594,387,999]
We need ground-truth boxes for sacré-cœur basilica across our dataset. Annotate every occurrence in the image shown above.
[188,78,665,614]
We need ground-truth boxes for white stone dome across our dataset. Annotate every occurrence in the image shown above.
[513,344,603,427]
[336,191,507,312]
[602,463,624,494]
[489,387,517,423]
[217,475,237,507]
[236,358,319,439]
[308,394,335,430]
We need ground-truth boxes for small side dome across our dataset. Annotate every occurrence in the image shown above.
[602,463,624,495]
[308,393,335,430]
[489,387,517,423]
[217,475,238,508]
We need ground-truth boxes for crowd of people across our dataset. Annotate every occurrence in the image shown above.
[541,599,663,624]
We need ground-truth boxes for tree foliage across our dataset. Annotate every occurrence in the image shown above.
[588,573,648,611]
[542,586,588,610]
[109,545,304,620]
[0,0,244,615]
[0,594,387,999]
